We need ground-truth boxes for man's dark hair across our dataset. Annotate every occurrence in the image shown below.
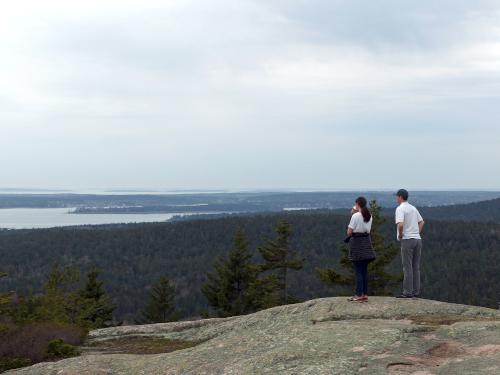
[396,189,409,201]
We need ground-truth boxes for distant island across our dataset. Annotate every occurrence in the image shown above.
[1,191,499,213]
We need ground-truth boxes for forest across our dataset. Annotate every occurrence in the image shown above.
[418,197,500,223]
[1,200,499,321]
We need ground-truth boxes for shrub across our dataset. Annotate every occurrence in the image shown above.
[46,339,79,359]
[0,357,31,372]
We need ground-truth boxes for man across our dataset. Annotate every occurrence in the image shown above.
[395,189,425,298]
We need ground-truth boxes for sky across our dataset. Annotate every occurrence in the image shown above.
[1,0,500,191]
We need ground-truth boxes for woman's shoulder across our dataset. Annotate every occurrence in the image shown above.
[351,212,362,219]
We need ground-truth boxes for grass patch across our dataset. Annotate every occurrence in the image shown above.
[409,314,500,326]
[88,336,200,355]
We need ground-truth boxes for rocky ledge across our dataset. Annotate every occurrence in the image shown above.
[7,297,500,374]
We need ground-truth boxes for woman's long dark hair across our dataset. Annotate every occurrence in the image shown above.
[356,196,371,223]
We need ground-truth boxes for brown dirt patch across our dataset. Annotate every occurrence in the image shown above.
[409,314,499,326]
[85,336,200,355]
[426,342,466,357]
[387,341,500,374]
[469,344,500,356]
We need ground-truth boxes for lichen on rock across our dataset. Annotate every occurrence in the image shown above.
[7,297,500,375]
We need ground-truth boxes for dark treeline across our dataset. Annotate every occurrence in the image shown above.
[171,196,500,225]
[1,210,499,321]
[418,198,500,223]
[325,197,500,224]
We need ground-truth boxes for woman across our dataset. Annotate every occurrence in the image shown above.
[346,197,376,303]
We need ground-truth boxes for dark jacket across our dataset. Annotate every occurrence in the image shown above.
[348,233,376,262]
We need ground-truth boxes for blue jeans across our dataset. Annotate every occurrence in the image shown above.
[353,260,369,296]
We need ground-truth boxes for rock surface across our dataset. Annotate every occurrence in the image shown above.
[8,297,500,375]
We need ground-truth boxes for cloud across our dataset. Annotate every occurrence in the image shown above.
[0,0,499,189]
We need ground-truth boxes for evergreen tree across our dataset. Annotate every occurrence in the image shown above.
[7,293,41,323]
[136,276,179,324]
[316,243,353,288]
[0,272,12,312]
[78,267,115,328]
[246,273,281,310]
[202,230,260,317]
[33,263,101,328]
[4,265,113,329]
[317,200,402,295]
[367,200,403,294]
[258,220,305,305]
[35,263,81,324]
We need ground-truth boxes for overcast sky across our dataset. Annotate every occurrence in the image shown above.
[1,0,500,191]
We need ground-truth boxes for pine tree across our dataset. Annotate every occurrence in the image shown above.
[367,200,403,294]
[136,276,179,324]
[78,267,115,328]
[36,263,81,324]
[258,220,305,305]
[317,200,402,295]
[7,293,41,323]
[316,243,353,288]
[5,265,114,328]
[245,273,281,310]
[0,272,12,312]
[202,229,260,317]
[34,263,97,328]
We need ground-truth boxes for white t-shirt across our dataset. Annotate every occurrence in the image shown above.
[395,202,423,240]
[348,212,372,233]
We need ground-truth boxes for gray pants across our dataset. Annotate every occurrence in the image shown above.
[401,239,422,296]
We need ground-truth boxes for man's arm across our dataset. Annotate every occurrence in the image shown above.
[418,220,425,234]
[397,222,404,241]
[417,210,424,234]
[395,206,404,241]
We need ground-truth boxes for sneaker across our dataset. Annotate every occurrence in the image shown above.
[395,294,413,299]
[348,296,366,303]
[361,294,369,302]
